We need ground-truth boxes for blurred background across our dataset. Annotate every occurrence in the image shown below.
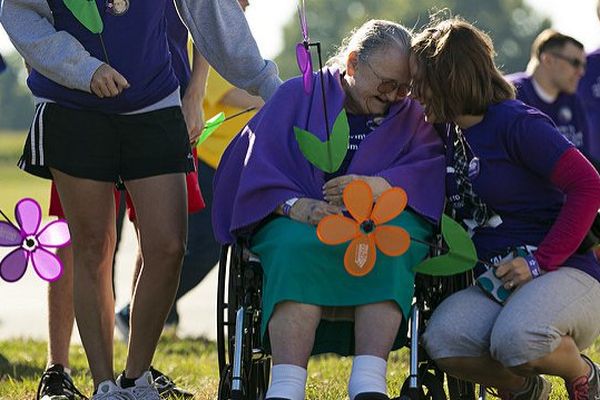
[0,0,599,340]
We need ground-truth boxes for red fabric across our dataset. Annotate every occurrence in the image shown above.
[534,148,600,270]
[50,149,205,221]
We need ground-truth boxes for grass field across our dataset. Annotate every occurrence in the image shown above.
[1,336,598,399]
[0,131,50,215]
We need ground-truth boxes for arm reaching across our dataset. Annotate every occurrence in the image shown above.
[174,0,282,101]
[1,0,104,93]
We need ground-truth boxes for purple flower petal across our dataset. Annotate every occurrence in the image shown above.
[0,221,22,246]
[15,198,42,235]
[37,220,71,248]
[31,247,63,282]
[0,248,28,282]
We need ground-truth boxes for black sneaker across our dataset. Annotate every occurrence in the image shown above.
[149,367,193,399]
[36,364,87,400]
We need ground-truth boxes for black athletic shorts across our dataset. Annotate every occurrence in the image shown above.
[18,103,195,182]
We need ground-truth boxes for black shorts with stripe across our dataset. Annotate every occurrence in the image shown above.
[19,103,195,182]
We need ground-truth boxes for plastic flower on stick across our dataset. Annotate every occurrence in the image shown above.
[0,198,71,282]
[317,180,410,276]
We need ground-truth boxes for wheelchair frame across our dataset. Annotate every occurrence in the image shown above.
[216,240,486,400]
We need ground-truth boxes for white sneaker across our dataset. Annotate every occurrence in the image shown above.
[116,371,161,400]
[92,380,135,400]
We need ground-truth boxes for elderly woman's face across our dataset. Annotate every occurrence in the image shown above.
[345,47,411,115]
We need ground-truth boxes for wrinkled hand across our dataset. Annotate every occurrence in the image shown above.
[90,64,129,98]
[289,198,343,225]
[323,175,391,206]
[495,257,533,290]
[182,90,205,145]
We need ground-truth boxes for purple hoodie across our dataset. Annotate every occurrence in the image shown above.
[212,68,446,244]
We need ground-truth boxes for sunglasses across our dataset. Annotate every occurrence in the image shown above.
[363,60,412,95]
[549,52,587,70]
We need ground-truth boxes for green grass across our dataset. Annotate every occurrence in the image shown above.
[0,131,50,215]
[1,337,598,399]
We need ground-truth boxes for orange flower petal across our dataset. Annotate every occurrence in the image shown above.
[344,234,376,276]
[343,180,374,223]
[317,215,360,245]
[374,225,411,256]
[371,187,407,225]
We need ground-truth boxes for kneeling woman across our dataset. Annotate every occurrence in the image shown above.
[411,18,600,400]
[213,20,445,400]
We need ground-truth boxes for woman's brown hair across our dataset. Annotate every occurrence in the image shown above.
[411,17,515,122]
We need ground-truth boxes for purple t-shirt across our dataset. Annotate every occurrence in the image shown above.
[165,0,191,92]
[578,49,600,163]
[508,73,590,153]
[458,99,600,281]
[28,0,178,113]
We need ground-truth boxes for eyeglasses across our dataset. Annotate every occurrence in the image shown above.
[549,52,587,70]
[363,59,412,96]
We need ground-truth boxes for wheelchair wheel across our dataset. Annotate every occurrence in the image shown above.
[399,371,447,400]
[446,376,476,400]
[217,243,271,400]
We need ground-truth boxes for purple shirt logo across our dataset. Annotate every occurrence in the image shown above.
[106,0,129,16]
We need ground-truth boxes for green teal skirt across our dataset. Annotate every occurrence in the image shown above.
[250,210,432,356]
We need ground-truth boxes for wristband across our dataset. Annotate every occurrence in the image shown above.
[282,198,299,217]
[524,254,541,278]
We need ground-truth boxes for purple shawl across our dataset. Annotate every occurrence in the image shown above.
[212,68,445,244]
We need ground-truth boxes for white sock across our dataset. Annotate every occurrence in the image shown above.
[266,364,307,400]
[348,355,388,400]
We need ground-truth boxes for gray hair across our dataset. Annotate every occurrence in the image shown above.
[328,19,413,69]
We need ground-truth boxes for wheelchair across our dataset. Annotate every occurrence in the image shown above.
[216,239,487,400]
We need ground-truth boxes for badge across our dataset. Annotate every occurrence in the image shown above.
[106,0,129,16]
[468,156,480,179]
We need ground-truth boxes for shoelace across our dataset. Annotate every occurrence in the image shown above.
[567,376,589,400]
[130,385,160,400]
[36,370,88,400]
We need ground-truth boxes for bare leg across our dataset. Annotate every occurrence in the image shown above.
[51,169,117,387]
[354,301,402,359]
[510,336,590,381]
[47,246,74,368]
[268,301,322,367]
[130,221,143,297]
[124,173,187,378]
[435,356,527,392]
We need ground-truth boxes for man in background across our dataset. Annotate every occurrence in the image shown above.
[507,29,590,156]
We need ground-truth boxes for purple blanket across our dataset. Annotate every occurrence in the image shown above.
[212,68,446,244]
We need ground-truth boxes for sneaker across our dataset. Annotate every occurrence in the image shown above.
[149,366,194,399]
[115,305,130,342]
[92,380,135,400]
[116,370,161,400]
[355,393,389,400]
[36,364,87,400]
[497,375,551,400]
[566,354,600,400]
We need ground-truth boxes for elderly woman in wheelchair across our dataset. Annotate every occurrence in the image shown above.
[212,20,446,400]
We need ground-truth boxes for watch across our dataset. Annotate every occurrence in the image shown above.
[282,197,299,217]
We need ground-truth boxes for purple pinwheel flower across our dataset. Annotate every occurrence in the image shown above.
[0,198,71,282]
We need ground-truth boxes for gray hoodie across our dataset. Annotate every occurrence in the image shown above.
[0,0,282,101]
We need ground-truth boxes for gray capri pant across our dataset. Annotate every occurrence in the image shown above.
[422,267,600,367]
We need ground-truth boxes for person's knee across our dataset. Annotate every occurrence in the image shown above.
[490,323,549,370]
[74,230,115,265]
[144,236,186,266]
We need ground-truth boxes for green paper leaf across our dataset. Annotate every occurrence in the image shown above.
[196,112,225,147]
[412,215,478,276]
[63,0,103,34]
[294,110,349,173]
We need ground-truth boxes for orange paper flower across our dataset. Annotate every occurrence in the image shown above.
[317,180,411,276]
